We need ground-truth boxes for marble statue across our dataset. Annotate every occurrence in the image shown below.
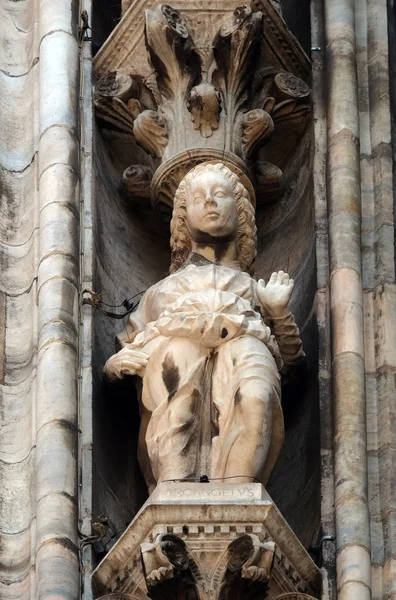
[104,163,304,493]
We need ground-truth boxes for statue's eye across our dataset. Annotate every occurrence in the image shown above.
[214,190,226,198]
[193,196,203,203]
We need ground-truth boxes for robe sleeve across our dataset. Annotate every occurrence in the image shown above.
[115,286,154,350]
[264,311,305,365]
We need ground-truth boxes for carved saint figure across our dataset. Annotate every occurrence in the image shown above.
[104,163,303,493]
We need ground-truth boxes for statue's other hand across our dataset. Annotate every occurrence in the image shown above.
[257,271,294,318]
[103,347,149,381]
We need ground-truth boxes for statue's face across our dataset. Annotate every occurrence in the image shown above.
[185,171,238,241]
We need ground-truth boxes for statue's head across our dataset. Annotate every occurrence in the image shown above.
[170,163,257,274]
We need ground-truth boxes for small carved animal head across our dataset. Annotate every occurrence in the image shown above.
[169,162,257,275]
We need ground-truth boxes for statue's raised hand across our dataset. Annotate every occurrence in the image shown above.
[256,271,294,318]
[104,346,149,382]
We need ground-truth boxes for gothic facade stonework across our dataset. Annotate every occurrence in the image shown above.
[0,1,395,600]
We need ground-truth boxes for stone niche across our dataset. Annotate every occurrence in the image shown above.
[90,0,319,572]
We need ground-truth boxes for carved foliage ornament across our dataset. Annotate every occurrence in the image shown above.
[94,4,311,213]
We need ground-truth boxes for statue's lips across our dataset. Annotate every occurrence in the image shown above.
[204,211,220,217]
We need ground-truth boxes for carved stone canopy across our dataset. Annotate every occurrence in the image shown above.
[93,1,310,216]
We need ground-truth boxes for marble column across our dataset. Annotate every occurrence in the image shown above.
[324,0,371,599]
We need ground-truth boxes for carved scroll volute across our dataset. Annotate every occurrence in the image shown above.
[213,7,263,150]
[122,165,153,199]
[133,110,168,158]
[255,161,284,204]
[241,108,274,159]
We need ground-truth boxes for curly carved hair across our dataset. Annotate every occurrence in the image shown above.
[169,163,257,275]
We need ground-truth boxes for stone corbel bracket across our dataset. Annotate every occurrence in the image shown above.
[91,484,321,600]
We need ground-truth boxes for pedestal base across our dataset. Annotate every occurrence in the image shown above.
[92,483,321,600]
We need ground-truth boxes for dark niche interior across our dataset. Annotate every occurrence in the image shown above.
[91,0,319,565]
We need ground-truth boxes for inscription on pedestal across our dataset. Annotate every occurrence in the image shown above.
[152,483,266,503]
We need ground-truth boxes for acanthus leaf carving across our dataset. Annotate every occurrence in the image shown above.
[213,7,263,150]
[133,110,168,158]
[94,5,312,214]
[145,5,201,102]
[187,83,222,138]
[94,72,144,138]
[94,96,139,138]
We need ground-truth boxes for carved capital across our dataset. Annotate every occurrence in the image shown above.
[93,3,311,213]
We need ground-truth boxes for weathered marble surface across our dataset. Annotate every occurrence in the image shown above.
[104,163,304,493]
[316,0,396,599]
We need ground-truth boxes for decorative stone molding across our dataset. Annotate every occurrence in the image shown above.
[93,1,311,215]
[92,484,321,600]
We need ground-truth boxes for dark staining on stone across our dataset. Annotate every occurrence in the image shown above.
[189,230,235,264]
[179,389,200,457]
[235,387,242,404]
[221,327,228,338]
[162,353,180,401]
[213,241,231,263]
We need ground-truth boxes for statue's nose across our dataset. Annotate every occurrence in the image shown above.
[204,194,217,206]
